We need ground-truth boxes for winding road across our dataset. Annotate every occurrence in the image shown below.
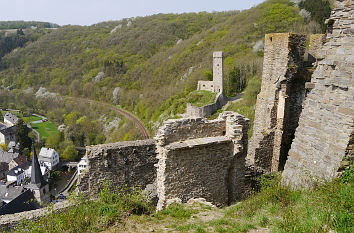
[62,97,150,139]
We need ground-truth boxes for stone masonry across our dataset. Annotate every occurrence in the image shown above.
[247,33,308,172]
[198,51,224,93]
[155,112,249,210]
[76,111,249,210]
[76,140,158,195]
[282,0,354,188]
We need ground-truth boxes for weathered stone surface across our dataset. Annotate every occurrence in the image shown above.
[247,33,307,172]
[186,93,228,117]
[155,112,249,210]
[76,140,158,195]
[282,0,354,188]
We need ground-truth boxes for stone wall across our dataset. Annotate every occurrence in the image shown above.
[198,51,224,93]
[247,33,307,172]
[0,201,72,231]
[308,34,326,62]
[186,93,228,117]
[76,140,157,195]
[282,0,354,188]
[155,112,249,210]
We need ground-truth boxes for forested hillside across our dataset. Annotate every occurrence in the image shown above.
[0,0,331,142]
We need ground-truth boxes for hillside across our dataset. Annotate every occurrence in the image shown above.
[0,0,327,142]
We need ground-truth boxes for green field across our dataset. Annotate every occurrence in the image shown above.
[31,121,59,140]
[22,115,42,123]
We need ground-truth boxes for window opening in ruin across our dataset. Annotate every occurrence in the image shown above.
[222,131,226,136]
[270,37,273,42]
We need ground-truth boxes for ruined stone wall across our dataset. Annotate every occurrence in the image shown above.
[308,34,326,62]
[197,51,224,93]
[247,33,307,172]
[76,140,157,195]
[197,81,214,92]
[155,112,249,210]
[186,93,228,117]
[282,0,354,188]
[0,201,72,231]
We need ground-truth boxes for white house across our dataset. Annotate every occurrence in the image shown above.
[3,112,19,127]
[0,126,16,145]
[38,148,60,170]
[77,156,87,176]
[7,166,25,185]
[24,165,48,179]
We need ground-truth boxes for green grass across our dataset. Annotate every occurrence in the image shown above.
[22,116,42,123]
[31,121,59,140]
[10,167,353,233]
[13,184,154,233]
[187,90,217,107]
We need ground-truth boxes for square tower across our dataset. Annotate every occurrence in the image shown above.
[213,51,224,93]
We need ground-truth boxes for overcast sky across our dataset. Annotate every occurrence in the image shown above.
[0,0,265,26]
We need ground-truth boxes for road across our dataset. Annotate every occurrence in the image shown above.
[62,96,150,139]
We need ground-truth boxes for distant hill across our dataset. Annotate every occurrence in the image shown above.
[0,0,328,132]
[0,21,59,30]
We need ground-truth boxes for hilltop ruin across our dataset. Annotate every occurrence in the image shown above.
[1,0,353,227]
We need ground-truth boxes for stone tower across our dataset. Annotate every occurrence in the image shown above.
[213,51,224,93]
[197,51,224,93]
[247,33,307,172]
[27,145,50,204]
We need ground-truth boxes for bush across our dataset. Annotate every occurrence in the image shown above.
[14,182,153,232]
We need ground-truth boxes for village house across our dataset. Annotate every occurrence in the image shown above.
[8,155,29,171]
[0,183,39,215]
[77,155,87,176]
[38,147,60,170]
[7,166,25,186]
[0,126,16,145]
[0,150,19,166]
[3,112,19,127]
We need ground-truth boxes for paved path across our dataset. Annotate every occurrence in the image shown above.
[63,96,150,139]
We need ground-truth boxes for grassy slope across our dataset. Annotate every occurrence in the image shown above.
[12,168,353,233]
[30,121,59,140]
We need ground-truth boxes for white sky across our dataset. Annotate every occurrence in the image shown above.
[0,0,265,26]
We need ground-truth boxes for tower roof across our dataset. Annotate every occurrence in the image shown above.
[30,145,47,188]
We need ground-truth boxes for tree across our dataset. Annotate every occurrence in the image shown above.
[15,119,32,153]
[62,145,79,161]
[0,144,6,150]
[299,0,332,32]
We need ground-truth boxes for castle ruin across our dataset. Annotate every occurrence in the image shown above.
[1,0,353,226]
[282,0,354,188]
[198,51,224,93]
[77,112,249,210]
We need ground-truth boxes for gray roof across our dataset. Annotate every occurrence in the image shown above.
[0,151,19,164]
[0,125,16,136]
[7,166,24,177]
[39,147,57,158]
[0,185,25,201]
[0,123,6,130]
[0,189,39,215]
[3,112,19,125]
